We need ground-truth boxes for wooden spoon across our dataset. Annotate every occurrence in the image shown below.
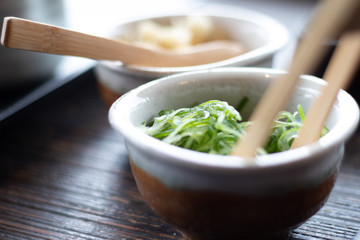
[0,17,244,68]
[230,0,360,158]
[291,31,360,149]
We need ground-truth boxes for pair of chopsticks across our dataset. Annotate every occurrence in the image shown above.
[291,32,360,149]
[231,0,360,159]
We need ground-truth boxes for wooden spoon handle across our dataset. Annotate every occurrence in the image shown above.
[291,32,360,149]
[1,17,136,61]
[1,17,244,67]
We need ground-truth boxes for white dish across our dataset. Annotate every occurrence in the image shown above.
[95,4,289,104]
[109,67,359,239]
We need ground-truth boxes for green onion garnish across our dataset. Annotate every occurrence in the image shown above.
[141,99,328,155]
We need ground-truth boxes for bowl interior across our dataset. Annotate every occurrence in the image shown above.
[116,15,269,52]
[126,69,331,127]
[109,67,359,167]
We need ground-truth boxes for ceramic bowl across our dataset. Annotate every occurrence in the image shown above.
[109,67,359,240]
[95,4,289,106]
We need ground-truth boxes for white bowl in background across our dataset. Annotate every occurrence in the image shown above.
[95,5,289,106]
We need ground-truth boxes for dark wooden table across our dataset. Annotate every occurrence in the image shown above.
[0,69,359,240]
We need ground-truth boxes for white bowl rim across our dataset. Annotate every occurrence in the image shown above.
[109,67,360,170]
[99,4,289,74]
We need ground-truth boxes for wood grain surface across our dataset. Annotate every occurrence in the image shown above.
[0,70,359,240]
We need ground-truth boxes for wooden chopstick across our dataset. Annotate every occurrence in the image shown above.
[230,0,360,158]
[291,31,360,149]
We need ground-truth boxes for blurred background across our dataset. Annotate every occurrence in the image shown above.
[0,0,335,122]
[0,0,318,82]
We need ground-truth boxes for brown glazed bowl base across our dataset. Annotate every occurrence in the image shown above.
[130,159,337,240]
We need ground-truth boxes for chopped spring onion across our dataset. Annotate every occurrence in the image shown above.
[141,100,328,155]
